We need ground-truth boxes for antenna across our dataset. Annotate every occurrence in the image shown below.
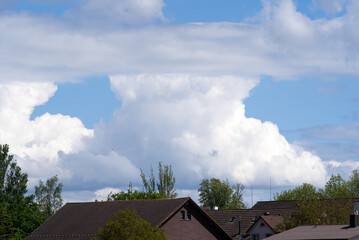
[270,177,272,201]
[251,184,253,207]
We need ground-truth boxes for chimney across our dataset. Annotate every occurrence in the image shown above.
[350,215,359,228]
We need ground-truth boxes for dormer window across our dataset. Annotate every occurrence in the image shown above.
[229,217,235,223]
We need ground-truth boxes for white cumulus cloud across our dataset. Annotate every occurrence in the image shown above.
[105,74,327,187]
[0,82,93,187]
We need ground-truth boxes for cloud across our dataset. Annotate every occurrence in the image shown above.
[296,123,359,141]
[1,0,359,84]
[104,74,327,187]
[1,0,359,202]
[64,0,165,27]
[312,0,347,16]
[0,82,93,187]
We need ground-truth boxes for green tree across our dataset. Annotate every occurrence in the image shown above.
[0,144,28,204]
[140,166,156,194]
[35,175,63,218]
[0,144,45,239]
[319,174,351,199]
[93,209,167,240]
[228,182,246,209]
[157,162,177,198]
[273,183,318,201]
[347,169,359,198]
[140,162,177,198]
[198,178,246,209]
[278,198,354,231]
[109,183,163,201]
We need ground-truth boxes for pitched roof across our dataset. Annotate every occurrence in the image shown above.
[246,215,283,234]
[261,215,284,231]
[251,200,298,210]
[205,208,291,238]
[27,197,190,240]
[264,225,359,240]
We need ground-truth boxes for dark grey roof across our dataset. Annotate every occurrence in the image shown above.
[251,200,298,210]
[264,225,359,240]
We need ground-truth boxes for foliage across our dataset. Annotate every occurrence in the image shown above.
[110,162,177,200]
[35,175,63,218]
[273,183,318,201]
[0,144,46,239]
[93,209,167,240]
[228,183,247,209]
[348,169,359,198]
[109,183,163,201]
[277,198,354,231]
[274,171,359,231]
[140,162,177,198]
[319,174,351,199]
[198,178,246,209]
[157,162,177,198]
[140,166,156,193]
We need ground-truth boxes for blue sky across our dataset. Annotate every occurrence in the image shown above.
[1,0,359,204]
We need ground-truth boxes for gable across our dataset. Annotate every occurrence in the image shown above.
[163,202,232,240]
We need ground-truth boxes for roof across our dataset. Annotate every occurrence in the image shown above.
[205,208,291,238]
[27,198,190,240]
[264,225,359,240]
[246,215,284,234]
[251,200,298,210]
[261,215,284,231]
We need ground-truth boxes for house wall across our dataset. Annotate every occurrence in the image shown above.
[247,219,274,240]
[162,203,230,240]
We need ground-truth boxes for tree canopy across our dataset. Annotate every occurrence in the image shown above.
[198,178,246,209]
[0,144,46,239]
[93,209,167,240]
[35,175,63,219]
[274,170,359,231]
[110,162,177,201]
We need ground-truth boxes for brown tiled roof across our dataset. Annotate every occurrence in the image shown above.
[246,215,284,234]
[261,215,284,231]
[205,209,248,238]
[264,225,359,240]
[27,198,190,240]
[205,208,291,239]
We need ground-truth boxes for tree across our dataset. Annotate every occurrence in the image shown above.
[35,175,63,218]
[228,183,246,209]
[140,166,156,194]
[198,178,246,209]
[319,174,351,199]
[140,162,177,199]
[0,144,45,239]
[273,183,318,201]
[347,169,359,198]
[109,183,163,201]
[0,144,28,204]
[274,173,358,231]
[277,198,354,231]
[93,209,167,240]
[157,162,177,198]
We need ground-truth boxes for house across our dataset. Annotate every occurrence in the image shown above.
[26,197,232,240]
[263,215,359,240]
[246,215,283,240]
[205,208,291,239]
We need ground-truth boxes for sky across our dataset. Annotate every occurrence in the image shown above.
[1,0,359,206]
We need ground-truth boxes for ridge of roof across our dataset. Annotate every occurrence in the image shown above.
[65,197,191,205]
